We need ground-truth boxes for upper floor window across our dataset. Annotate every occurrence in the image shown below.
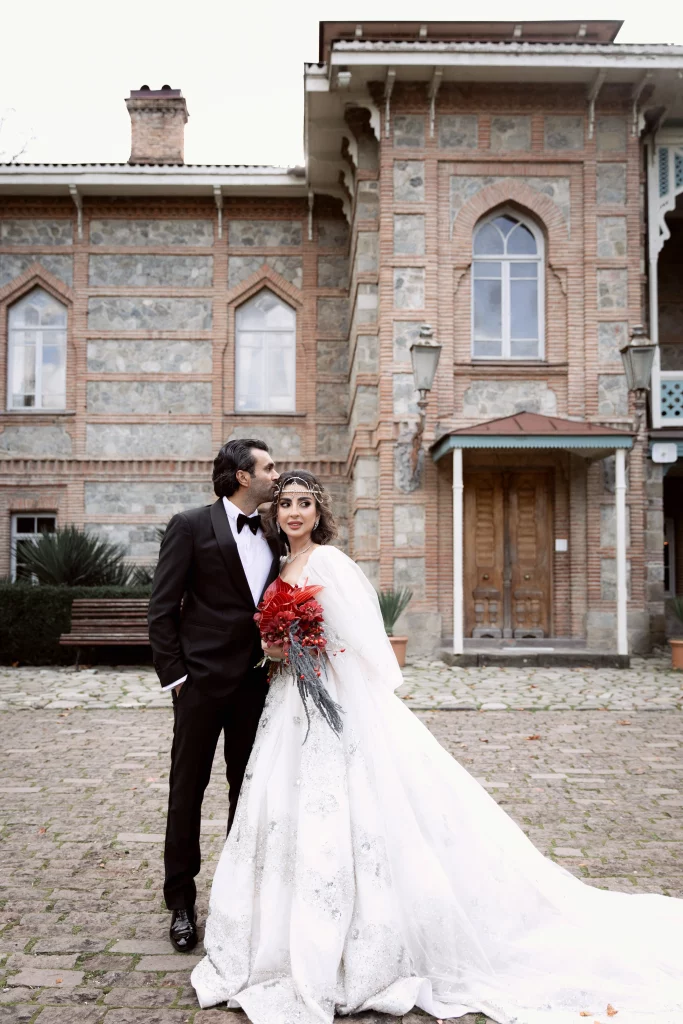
[235,290,296,412]
[8,288,67,409]
[472,212,544,360]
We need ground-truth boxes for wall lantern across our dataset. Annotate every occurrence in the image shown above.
[409,324,442,475]
[620,325,656,393]
[410,323,442,405]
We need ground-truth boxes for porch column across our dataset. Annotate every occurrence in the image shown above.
[452,447,464,655]
[615,447,628,656]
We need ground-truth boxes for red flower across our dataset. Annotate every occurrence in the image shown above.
[255,578,326,657]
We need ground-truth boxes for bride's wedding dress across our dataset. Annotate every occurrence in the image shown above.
[191,545,683,1024]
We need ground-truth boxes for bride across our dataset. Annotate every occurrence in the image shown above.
[191,471,683,1024]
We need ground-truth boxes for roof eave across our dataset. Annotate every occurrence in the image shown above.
[0,164,308,198]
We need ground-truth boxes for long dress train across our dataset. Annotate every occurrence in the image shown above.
[191,545,683,1024]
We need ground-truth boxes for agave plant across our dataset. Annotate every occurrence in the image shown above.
[671,596,683,624]
[129,563,156,586]
[15,525,134,586]
[376,587,413,637]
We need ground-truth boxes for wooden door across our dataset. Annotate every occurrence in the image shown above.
[464,471,552,639]
[464,472,505,637]
[508,472,552,638]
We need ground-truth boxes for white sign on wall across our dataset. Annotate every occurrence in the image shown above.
[652,443,678,464]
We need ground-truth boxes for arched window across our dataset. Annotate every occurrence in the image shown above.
[8,288,67,409]
[235,290,296,412]
[472,211,544,360]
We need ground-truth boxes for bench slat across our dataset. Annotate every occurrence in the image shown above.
[60,598,152,647]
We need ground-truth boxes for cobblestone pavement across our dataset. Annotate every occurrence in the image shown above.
[1,655,681,711]
[1,674,682,1024]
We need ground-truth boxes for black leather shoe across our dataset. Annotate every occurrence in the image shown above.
[170,908,198,952]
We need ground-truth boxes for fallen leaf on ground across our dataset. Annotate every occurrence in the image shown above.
[56,978,62,984]
[579,1012,592,1017]
[618,720,631,725]
[479,738,489,743]
[11,662,19,668]
[606,1005,618,1017]
[527,734,541,740]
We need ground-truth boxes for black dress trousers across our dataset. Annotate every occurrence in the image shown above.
[163,669,268,911]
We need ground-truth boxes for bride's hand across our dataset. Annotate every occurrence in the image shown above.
[261,639,285,661]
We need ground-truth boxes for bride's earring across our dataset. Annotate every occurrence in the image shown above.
[277,523,283,535]
[314,517,320,530]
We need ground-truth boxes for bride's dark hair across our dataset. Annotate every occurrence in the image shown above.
[263,469,337,546]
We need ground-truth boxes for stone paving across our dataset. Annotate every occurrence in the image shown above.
[1,655,681,711]
[0,663,682,1024]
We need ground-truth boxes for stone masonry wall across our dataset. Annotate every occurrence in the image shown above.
[0,196,350,571]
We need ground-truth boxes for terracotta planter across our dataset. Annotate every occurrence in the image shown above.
[389,636,408,668]
[670,638,683,670]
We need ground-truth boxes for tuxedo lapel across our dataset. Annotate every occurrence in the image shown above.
[260,536,282,603]
[210,499,255,609]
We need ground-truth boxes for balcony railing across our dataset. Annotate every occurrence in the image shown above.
[661,374,683,421]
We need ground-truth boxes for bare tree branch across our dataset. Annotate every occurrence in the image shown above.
[0,108,35,163]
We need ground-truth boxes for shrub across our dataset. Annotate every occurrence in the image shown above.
[376,587,413,637]
[16,525,134,586]
[0,583,152,666]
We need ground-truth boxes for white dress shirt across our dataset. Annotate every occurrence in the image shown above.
[163,497,274,691]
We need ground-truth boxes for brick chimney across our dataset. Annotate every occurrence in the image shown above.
[126,85,188,165]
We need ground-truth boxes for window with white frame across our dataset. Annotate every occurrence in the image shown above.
[10,513,56,581]
[235,290,296,412]
[472,211,544,360]
[7,288,67,410]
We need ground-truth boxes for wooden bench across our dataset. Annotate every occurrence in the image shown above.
[59,599,150,662]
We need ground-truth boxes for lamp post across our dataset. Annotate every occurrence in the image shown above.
[409,324,442,476]
[620,325,656,435]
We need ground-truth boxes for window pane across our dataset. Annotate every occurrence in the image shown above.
[473,223,504,255]
[9,288,67,328]
[15,339,36,404]
[41,338,66,407]
[510,279,538,340]
[493,215,519,237]
[511,338,540,358]
[473,261,501,278]
[236,289,296,331]
[16,517,36,534]
[507,223,537,255]
[266,335,296,411]
[473,279,502,340]
[473,337,503,358]
[510,262,537,278]
[236,333,265,411]
[36,517,56,533]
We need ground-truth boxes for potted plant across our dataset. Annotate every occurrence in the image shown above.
[377,587,413,667]
[670,597,683,670]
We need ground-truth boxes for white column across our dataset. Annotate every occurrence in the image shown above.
[615,448,628,656]
[452,447,464,655]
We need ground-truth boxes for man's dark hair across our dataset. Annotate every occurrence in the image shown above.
[212,438,270,499]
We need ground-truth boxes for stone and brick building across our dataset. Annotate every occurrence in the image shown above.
[2,21,683,662]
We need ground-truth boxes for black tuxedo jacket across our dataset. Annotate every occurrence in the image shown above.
[148,500,281,694]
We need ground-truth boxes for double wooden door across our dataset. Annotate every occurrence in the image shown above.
[464,470,552,639]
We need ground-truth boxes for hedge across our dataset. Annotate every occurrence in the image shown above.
[0,584,152,666]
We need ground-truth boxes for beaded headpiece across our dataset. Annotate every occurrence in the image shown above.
[273,475,324,504]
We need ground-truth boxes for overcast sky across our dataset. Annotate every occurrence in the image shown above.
[1,0,682,168]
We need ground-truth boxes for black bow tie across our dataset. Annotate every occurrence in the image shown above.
[236,512,261,535]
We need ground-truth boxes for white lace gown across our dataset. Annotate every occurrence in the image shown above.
[192,545,683,1024]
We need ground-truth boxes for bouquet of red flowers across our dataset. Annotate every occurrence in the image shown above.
[254,578,343,740]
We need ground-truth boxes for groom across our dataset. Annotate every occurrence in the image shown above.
[148,438,280,952]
